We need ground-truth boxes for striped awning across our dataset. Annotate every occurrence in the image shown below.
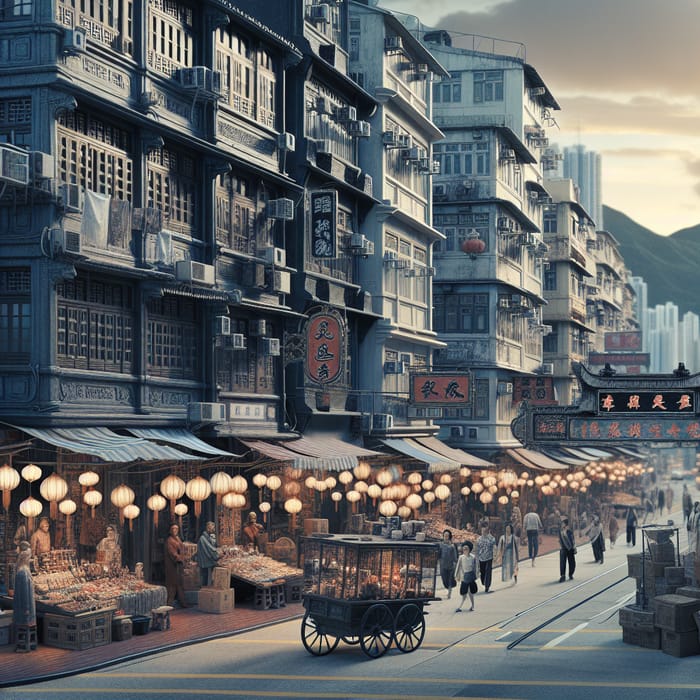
[506,447,569,471]
[281,435,382,472]
[540,447,590,466]
[128,428,240,457]
[413,436,494,469]
[381,438,460,473]
[240,439,317,470]
[561,447,603,462]
[14,426,204,463]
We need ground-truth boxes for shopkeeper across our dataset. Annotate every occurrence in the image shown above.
[242,511,264,549]
[96,525,122,568]
[195,521,220,586]
[164,523,190,608]
[30,517,51,559]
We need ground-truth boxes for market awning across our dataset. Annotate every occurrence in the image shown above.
[540,447,589,466]
[506,447,569,471]
[128,428,240,457]
[240,439,318,470]
[413,436,494,468]
[13,426,204,463]
[381,438,460,473]
[612,446,647,459]
[577,447,615,459]
[560,446,599,462]
[280,435,382,472]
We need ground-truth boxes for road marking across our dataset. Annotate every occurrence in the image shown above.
[542,621,588,648]
[494,630,513,641]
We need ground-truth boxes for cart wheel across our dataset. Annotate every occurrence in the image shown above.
[301,613,339,656]
[342,636,360,645]
[359,603,394,658]
[393,604,425,653]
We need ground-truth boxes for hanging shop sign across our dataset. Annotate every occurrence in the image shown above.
[604,331,643,352]
[305,309,344,385]
[589,352,650,366]
[311,190,337,258]
[410,372,470,406]
[512,376,556,405]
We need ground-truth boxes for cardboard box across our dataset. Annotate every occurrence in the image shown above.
[198,586,234,614]
[618,605,655,631]
[211,566,231,590]
[661,629,700,657]
[622,625,661,649]
[653,594,700,632]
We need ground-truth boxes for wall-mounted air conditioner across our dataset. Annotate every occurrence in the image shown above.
[308,3,330,22]
[0,144,29,186]
[272,270,291,294]
[541,362,554,375]
[262,337,281,356]
[50,228,81,255]
[335,106,357,122]
[30,152,54,180]
[396,134,412,148]
[215,315,231,336]
[316,96,332,115]
[187,402,226,423]
[278,132,295,152]
[450,426,464,438]
[229,333,247,350]
[179,67,222,96]
[267,198,294,221]
[372,413,394,431]
[497,381,514,395]
[59,183,84,212]
[382,130,398,146]
[175,260,215,286]
[261,246,286,267]
[348,120,370,137]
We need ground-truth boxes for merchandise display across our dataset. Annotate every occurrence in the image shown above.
[217,545,303,584]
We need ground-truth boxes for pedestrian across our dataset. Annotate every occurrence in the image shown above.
[558,516,576,582]
[195,521,220,587]
[499,523,519,584]
[164,523,190,608]
[522,507,544,566]
[642,496,654,524]
[438,529,459,599]
[683,484,693,525]
[625,505,638,547]
[608,511,619,549]
[657,487,665,517]
[585,514,605,564]
[476,525,497,593]
[454,541,478,612]
[665,484,674,514]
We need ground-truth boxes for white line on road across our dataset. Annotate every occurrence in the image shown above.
[494,630,513,641]
[542,622,588,648]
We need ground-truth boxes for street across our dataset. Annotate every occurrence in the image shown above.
[4,483,700,700]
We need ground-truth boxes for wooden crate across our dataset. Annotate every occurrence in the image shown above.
[653,594,700,632]
[618,605,655,631]
[661,629,700,657]
[198,586,234,614]
[622,625,661,649]
[627,553,643,579]
[211,566,231,590]
[43,609,113,650]
[665,566,687,587]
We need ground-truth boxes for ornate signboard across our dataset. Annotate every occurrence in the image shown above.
[410,373,470,406]
[304,309,344,385]
[311,190,337,258]
[513,376,556,405]
[604,331,643,352]
[589,352,650,366]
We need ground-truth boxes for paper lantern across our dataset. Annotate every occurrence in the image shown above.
[19,496,42,532]
[123,503,140,531]
[489,485,498,494]
[498,495,509,505]
[479,492,493,504]
[59,499,77,545]
[266,475,282,500]
[499,470,517,487]
[407,472,422,485]
[434,484,451,501]
[230,475,248,495]
[0,464,19,511]
[78,470,99,489]
[367,484,381,504]
[421,479,433,491]
[252,473,267,498]
[405,493,422,514]
[375,468,392,487]
[439,474,452,485]
[331,491,343,511]
[160,474,186,515]
[461,486,471,496]
[222,492,246,509]
[354,480,369,494]
[111,483,135,525]
[210,471,232,507]
[338,470,353,486]
[324,476,337,490]
[471,482,484,494]
[173,502,187,529]
[398,505,411,519]
[21,463,42,484]
[482,476,497,488]
[259,500,271,523]
[147,493,167,528]
[186,476,211,519]
[346,489,361,513]
[315,479,328,493]
[83,489,102,518]
[284,497,303,530]
[40,473,68,518]
[423,491,436,510]
[378,500,397,517]
[283,481,301,498]
[305,476,317,491]
[353,461,371,481]
[461,229,486,258]
[459,467,472,478]
[511,490,520,499]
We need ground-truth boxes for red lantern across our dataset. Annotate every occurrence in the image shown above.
[461,231,486,259]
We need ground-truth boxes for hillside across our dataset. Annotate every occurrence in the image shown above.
[602,205,700,316]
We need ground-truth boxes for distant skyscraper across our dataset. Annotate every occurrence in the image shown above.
[553,145,602,227]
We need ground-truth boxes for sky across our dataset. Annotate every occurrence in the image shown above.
[378,0,700,237]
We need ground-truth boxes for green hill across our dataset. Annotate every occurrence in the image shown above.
[602,205,700,316]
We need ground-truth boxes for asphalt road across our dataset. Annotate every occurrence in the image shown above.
[4,480,700,700]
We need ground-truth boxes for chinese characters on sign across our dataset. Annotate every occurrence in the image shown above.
[597,391,695,414]
[513,376,556,405]
[533,415,567,440]
[310,190,337,259]
[410,374,470,406]
[570,418,700,442]
[604,331,643,352]
[304,311,344,385]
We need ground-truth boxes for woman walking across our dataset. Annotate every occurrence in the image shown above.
[454,541,478,612]
[608,511,619,549]
[438,529,459,599]
[586,515,605,564]
[499,523,519,584]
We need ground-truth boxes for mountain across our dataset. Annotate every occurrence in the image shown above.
[602,205,700,316]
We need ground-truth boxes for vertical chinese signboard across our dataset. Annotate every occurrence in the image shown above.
[305,310,344,385]
[311,190,337,259]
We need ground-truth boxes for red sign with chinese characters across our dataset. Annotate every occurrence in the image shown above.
[597,391,695,414]
[570,418,700,442]
[305,312,343,385]
[410,373,470,405]
[604,331,643,352]
[513,376,556,405]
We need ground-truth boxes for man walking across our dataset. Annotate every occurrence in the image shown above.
[522,508,544,566]
[558,517,576,582]
[476,525,497,593]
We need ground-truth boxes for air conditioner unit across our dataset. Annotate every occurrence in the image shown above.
[450,426,464,438]
[528,190,539,201]
[278,132,296,152]
[396,134,412,148]
[414,63,430,75]
[541,362,554,375]
[59,183,84,212]
[383,361,405,374]
[540,325,553,335]
[529,86,546,96]
[316,96,332,114]
[467,427,478,440]
[63,26,87,53]
[230,333,247,350]
[403,146,425,161]
[249,319,268,337]
[315,139,332,154]
[0,144,29,186]
[272,270,291,294]
[335,106,357,122]
[497,216,509,230]
[263,337,281,356]
[50,228,81,255]
[384,36,404,52]
[180,67,221,94]
[497,381,514,395]
[472,131,483,140]
[261,246,286,267]
[404,268,416,277]
[359,121,371,138]
[372,413,394,431]
[349,233,368,249]
[383,251,398,264]
[308,3,330,22]
[188,402,226,423]
[382,130,398,146]
[215,315,231,336]
[347,120,371,137]
[430,160,441,174]
[498,297,510,308]
[30,152,54,180]
[361,240,375,256]
[175,260,215,286]
[267,198,294,221]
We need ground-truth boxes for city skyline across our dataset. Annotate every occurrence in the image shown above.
[379,0,700,237]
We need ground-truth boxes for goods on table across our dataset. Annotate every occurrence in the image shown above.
[422,516,478,545]
[218,545,302,584]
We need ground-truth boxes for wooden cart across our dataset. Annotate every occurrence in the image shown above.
[300,534,439,658]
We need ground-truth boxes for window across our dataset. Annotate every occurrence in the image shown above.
[434,212,488,253]
[56,275,134,373]
[543,330,558,353]
[473,70,503,103]
[216,319,276,394]
[434,293,488,333]
[148,0,193,75]
[543,266,557,291]
[215,173,263,254]
[57,0,133,53]
[474,378,489,420]
[543,210,557,233]
[146,296,199,379]
[1,0,31,19]
[0,268,31,362]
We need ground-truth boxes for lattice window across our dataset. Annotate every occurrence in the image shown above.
[148,0,193,76]
[0,268,31,362]
[216,319,276,394]
[146,296,199,379]
[56,0,133,54]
